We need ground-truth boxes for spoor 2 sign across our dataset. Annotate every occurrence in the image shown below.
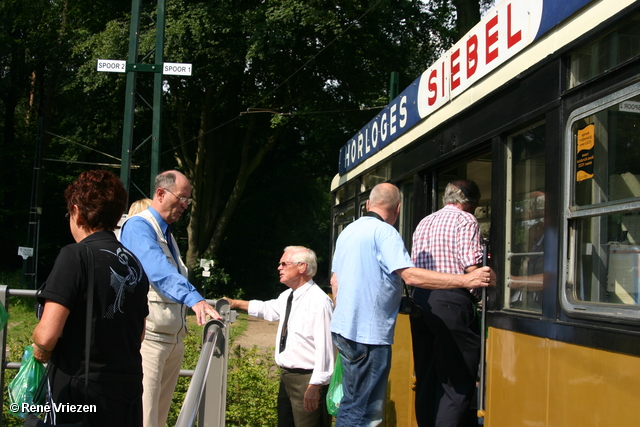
[97,59,127,73]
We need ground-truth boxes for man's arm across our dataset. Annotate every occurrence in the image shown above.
[121,217,220,324]
[223,298,249,312]
[330,273,338,303]
[306,295,334,412]
[399,266,490,289]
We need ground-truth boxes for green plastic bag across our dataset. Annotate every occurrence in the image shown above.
[326,355,343,417]
[8,345,46,419]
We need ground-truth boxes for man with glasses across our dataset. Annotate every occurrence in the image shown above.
[225,246,334,427]
[120,170,221,427]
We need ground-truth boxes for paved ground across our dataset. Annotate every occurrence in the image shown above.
[232,316,278,351]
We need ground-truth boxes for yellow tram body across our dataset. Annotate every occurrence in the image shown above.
[485,328,640,427]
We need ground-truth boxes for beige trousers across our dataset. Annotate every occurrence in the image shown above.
[141,338,185,427]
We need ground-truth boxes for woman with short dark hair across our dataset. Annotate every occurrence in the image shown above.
[32,170,149,426]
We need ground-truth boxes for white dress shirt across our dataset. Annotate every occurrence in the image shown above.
[248,281,335,385]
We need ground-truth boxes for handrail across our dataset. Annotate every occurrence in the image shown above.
[0,287,234,427]
[175,319,224,427]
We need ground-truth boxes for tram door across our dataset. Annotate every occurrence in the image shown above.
[388,153,491,427]
[434,154,492,243]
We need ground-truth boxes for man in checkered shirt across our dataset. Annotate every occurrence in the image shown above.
[410,179,484,427]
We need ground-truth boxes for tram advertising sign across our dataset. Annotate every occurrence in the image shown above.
[338,0,593,175]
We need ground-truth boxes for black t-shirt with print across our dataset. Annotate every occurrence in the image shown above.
[39,230,149,383]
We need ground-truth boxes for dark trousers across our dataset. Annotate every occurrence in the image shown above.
[410,289,481,427]
[278,368,331,427]
[47,365,143,427]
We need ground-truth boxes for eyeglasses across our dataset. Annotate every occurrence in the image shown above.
[278,261,300,268]
[163,188,193,206]
[65,212,70,220]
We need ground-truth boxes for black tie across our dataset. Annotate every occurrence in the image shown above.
[279,292,294,353]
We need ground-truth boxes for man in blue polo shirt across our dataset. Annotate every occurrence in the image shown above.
[330,183,490,427]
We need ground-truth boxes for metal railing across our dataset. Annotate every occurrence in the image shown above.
[0,286,235,427]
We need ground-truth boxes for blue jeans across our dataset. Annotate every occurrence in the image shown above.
[332,333,392,427]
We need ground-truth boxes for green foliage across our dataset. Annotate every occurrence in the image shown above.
[225,346,279,427]
[190,258,239,301]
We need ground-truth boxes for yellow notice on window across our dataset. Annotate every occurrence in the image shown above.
[576,124,595,182]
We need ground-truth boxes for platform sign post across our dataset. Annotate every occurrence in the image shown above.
[96,0,193,199]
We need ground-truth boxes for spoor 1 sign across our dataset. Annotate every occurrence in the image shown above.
[163,63,192,76]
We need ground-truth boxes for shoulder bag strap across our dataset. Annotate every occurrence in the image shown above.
[84,244,94,392]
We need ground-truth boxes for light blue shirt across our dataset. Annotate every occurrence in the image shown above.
[120,207,204,307]
[331,216,414,345]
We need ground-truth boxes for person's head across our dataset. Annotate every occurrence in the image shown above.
[366,183,402,225]
[128,198,152,216]
[443,179,480,214]
[65,170,127,239]
[151,170,192,224]
[278,246,317,289]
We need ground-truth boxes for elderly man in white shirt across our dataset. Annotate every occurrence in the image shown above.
[225,246,334,427]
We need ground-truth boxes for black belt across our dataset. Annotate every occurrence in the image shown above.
[281,367,313,375]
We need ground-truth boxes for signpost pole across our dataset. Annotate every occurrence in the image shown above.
[151,0,166,194]
[120,0,142,198]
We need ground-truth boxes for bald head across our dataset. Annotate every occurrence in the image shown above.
[367,183,401,225]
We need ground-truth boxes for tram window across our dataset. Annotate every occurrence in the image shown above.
[399,181,415,253]
[569,13,640,88]
[437,157,492,241]
[334,181,356,206]
[333,202,355,237]
[567,91,640,313]
[361,162,391,193]
[505,123,546,313]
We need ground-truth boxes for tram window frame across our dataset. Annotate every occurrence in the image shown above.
[569,12,640,88]
[504,122,546,314]
[399,180,415,253]
[563,81,640,320]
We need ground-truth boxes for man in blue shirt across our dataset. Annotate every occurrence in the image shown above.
[330,183,490,427]
[120,170,221,427]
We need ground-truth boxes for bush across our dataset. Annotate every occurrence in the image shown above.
[225,346,279,427]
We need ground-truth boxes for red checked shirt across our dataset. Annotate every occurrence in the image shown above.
[411,204,483,275]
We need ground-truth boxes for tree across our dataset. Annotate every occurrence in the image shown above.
[155,0,451,277]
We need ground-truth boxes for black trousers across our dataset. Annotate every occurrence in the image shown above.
[47,365,143,427]
[410,289,481,427]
